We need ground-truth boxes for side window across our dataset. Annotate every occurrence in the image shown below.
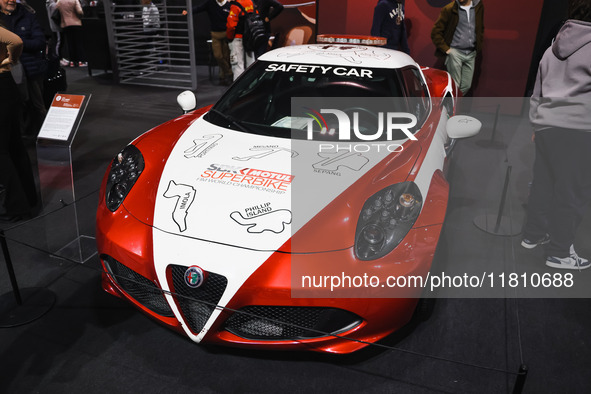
[400,67,430,129]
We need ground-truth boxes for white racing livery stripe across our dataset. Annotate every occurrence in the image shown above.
[412,108,450,204]
[154,231,276,342]
[444,72,455,108]
[152,116,401,342]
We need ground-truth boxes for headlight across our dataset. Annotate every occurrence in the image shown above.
[105,144,144,212]
[355,182,422,260]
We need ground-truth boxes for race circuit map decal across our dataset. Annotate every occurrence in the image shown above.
[312,152,369,175]
[275,45,391,64]
[163,180,196,232]
[184,134,223,158]
[232,145,298,161]
[230,206,292,234]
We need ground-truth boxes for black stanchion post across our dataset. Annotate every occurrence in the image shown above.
[473,165,521,236]
[512,364,528,394]
[0,229,56,328]
[0,229,22,305]
[494,166,512,233]
[490,103,501,143]
[476,103,506,149]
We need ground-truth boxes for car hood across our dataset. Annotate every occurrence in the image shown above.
[144,116,419,252]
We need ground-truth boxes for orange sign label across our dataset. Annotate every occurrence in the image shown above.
[51,94,85,109]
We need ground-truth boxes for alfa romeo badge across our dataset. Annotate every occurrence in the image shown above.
[184,266,205,288]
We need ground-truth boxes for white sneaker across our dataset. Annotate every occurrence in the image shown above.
[546,246,590,270]
[521,233,550,249]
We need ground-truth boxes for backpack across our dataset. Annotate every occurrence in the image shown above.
[231,1,268,52]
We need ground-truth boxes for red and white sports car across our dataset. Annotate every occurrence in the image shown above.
[96,36,480,354]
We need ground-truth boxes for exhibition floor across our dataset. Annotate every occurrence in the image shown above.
[1,67,590,393]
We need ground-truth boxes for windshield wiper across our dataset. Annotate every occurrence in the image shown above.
[207,108,251,133]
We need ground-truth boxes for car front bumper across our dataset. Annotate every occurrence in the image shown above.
[97,198,441,354]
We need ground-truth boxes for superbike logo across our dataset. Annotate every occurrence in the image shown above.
[204,164,293,181]
[200,164,294,192]
[184,266,205,288]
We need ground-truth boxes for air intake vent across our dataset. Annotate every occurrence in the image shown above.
[224,306,362,340]
[102,255,174,317]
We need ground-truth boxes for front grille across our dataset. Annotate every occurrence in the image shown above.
[102,255,174,317]
[224,306,362,340]
[169,265,228,334]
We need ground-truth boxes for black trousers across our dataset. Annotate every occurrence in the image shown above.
[0,72,37,215]
[63,25,86,64]
[523,128,591,258]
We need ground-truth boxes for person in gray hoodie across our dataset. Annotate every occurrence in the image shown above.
[521,0,591,270]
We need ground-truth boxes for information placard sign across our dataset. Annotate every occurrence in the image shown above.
[38,94,87,141]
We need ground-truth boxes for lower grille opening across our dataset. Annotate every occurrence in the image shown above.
[102,255,174,317]
[169,265,228,335]
[223,306,362,340]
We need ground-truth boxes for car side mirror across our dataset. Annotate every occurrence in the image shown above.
[446,115,481,139]
[177,90,197,114]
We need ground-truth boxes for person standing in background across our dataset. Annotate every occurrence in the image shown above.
[56,0,87,67]
[226,0,260,80]
[371,0,409,54]
[0,22,38,222]
[521,0,591,270]
[0,0,47,141]
[254,0,283,51]
[46,0,62,59]
[141,0,159,56]
[141,0,159,35]
[431,0,484,95]
[183,0,233,86]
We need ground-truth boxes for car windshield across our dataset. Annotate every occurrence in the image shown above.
[205,61,412,139]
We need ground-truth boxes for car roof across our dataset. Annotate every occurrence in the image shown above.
[258,44,418,69]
